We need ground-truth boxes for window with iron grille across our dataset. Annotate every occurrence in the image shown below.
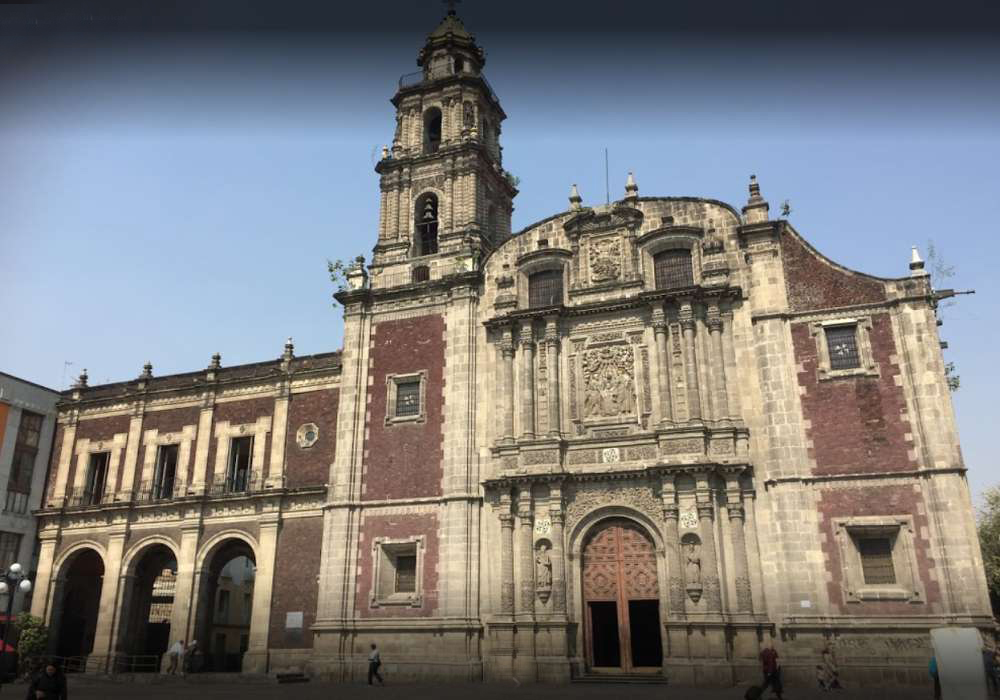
[825,325,861,370]
[858,537,896,585]
[0,532,22,571]
[395,554,417,593]
[653,249,694,290]
[412,265,430,283]
[395,380,421,417]
[528,269,563,308]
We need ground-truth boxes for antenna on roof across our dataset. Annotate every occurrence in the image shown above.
[604,148,609,205]
[61,361,74,389]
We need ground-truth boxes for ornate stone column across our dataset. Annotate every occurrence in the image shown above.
[707,304,730,421]
[519,325,536,440]
[545,317,561,436]
[549,485,566,613]
[651,305,673,424]
[516,486,535,615]
[500,326,515,443]
[680,303,702,421]
[660,476,685,618]
[499,492,515,614]
[724,471,754,612]
[695,473,722,613]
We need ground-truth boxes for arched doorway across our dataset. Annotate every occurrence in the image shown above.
[195,539,256,673]
[582,518,663,673]
[119,544,177,672]
[54,548,104,660]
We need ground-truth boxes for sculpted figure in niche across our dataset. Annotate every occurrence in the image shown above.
[682,534,702,585]
[535,542,552,589]
[463,101,475,129]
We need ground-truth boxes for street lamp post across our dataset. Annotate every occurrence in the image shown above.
[0,563,33,683]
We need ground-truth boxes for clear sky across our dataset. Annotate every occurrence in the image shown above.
[1,2,998,503]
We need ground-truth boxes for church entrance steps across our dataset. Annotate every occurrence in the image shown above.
[572,672,669,685]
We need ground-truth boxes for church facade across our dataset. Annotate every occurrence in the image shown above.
[31,10,993,687]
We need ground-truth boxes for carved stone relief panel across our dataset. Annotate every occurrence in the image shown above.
[581,345,636,420]
[588,236,623,284]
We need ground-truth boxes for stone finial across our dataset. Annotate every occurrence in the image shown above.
[381,145,389,159]
[283,337,295,360]
[208,353,222,370]
[140,362,153,380]
[742,173,770,224]
[909,246,928,276]
[73,369,89,389]
[569,184,582,210]
[624,171,638,198]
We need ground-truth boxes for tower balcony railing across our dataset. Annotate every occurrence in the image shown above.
[397,68,498,104]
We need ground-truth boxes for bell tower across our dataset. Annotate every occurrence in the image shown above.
[371,7,516,286]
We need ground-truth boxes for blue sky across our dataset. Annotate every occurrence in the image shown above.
[1,14,997,502]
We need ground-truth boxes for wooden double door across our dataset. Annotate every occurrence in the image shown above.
[582,518,663,672]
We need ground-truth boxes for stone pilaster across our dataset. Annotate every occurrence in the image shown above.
[500,326,515,444]
[245,514,280,673]
[119,402,144,499]
[652,305,673,424]
[544,317,561,436]
[548,486,566,613]
[267,384,290,489]
[707,304,729,421]
[499,497,516,614]
[168,523,202,653]
[91,529,128,668]
[661,477,685,618]
[50,412,78,507]
[29,534,58,622]
[516,487,534,615]
[190,394,215,496]
[695,473,722,613]
[519,325,535,440]
[680,304,702,421]
[724,472,753,613]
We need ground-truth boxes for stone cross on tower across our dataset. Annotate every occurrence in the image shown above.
[443,0,461,15]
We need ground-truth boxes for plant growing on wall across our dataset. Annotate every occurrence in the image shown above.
[327,258,350,292]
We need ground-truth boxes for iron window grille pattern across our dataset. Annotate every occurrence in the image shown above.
[653,249,694,290]
[858,537,896,585]
[385,371,428,425]
[825,325,861,370]
[528,269,564,308]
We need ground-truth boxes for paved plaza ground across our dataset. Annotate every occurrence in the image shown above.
[43,674,935,700]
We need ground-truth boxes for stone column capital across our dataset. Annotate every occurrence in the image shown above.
[663,503,680,521]
[518,324,535,345]
[697,503,715,521]
[651,304,667,330]
[727,504,745,521]
[498,512,515,528]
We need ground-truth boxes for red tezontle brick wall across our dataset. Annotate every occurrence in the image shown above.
[355,512,440,618]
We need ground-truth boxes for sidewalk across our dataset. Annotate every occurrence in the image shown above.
[61,674,930,700]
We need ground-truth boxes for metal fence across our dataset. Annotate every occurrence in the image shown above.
[66,487,103,507]
[134,480,175,503]
[207,471,264,497]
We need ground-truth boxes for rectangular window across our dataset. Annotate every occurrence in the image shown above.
[6,411,43,513]
[825,325,861,370]
[395,380,421,417]
[154,445,178,500]
[228,437,253,493]
[394,554,417,593]
[0,532,22,571]
[653,249,694,290]
[858,536,896,585]
[85,452,110,505]
[528,269,563,308]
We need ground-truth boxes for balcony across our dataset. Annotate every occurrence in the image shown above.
[66,487,104,508]
[135,480,176,503]
[207,470,264,498]
[397,69,498,105]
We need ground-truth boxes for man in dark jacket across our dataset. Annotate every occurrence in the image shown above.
[26,664,67,700]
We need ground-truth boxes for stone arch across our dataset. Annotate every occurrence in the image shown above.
[115,537,180,671]
[191,531,259,673]
[413,190,441,257]
[50,544,107,660]
[569,508,667,674]
[422,106,442,154]
[121,535,179,576]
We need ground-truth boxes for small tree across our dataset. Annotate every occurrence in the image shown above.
[14,613,48,679]
[978,485,1000,616]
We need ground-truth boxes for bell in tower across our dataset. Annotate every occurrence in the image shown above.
[371,4,517,287]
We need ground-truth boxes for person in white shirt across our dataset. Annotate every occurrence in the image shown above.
[367,643,384,686]
[165,639,185,674]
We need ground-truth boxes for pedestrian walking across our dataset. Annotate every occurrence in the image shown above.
[929,655,941,700]
[759,642,783,699]
[25,663,67,700]
[183,640,199,676]
[165,639,185,675]
[367,643,384,686]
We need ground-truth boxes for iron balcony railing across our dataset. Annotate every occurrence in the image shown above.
[207,470,264,497]
[66,487,103,507]
[135,479,176,503]
[397,68,499,104]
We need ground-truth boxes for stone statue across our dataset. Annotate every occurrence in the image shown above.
[535,543,552,589]
[684,540,701,585]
